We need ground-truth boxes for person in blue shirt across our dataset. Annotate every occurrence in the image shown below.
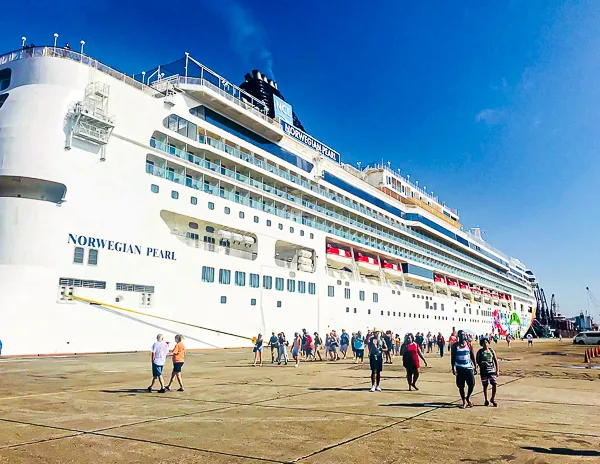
[340,329,350,359]
[353,330,365,364]
[0,338,3,357]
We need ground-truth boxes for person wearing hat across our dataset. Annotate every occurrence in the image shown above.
[450,329,477,408]
[368,328,388,392]
[476,337,499,406]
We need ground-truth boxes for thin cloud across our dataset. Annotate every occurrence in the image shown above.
[208,0,275,78]
[475,108,506,125]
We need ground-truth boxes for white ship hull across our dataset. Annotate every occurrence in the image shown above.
[0,49,537,355]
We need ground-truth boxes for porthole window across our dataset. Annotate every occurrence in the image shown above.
[254,216,259,223]
[191,196,198,205]
[277,301,282,308]
[300,230,305,236]
[278,223,283,230]
[267,220,272,227]
[224,207,230,215]
[188,222,198,230]
[250,298,257,306]
[310,233,314,239]
[206,226,215,233]
[208,202,215,210]
[290,227,294,233]
[239,211,245,219]
[220,296,227,304]
[151,184,159,194]
[171,190,179,199]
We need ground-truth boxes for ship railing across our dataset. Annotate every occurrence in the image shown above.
[150,167,528,298]
[149,160,528,297]
[175,76,279,128]
[0,46,162,97]
[149,137,526,287]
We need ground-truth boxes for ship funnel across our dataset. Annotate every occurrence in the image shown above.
[252,69,262,80]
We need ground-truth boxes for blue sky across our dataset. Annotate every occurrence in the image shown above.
[4,1,600,317]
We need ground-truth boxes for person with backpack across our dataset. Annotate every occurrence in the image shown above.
[476,337,499,407]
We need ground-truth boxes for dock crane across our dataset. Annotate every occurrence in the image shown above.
[586,287,600,319]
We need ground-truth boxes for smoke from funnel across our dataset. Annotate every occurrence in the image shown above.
[207,0,276,79]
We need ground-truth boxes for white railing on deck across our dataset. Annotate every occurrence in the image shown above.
[0,46,161,96]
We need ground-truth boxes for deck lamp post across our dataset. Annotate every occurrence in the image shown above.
[80,40,85,55]
[21,36,26,48]
[53,33,58,49]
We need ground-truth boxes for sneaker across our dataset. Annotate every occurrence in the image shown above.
[158,388,166,393]
[370,385,376,392]
[147,386,152,393]
[484,400,489,407]
[164,386,171,391]
[375,386,382,392]
[177,388,185,392]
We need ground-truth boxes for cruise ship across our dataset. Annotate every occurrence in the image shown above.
[0,46,538,356]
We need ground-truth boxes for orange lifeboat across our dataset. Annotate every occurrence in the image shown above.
[326,244,352,269]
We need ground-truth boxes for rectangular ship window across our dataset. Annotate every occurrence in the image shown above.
[202,266,215,282]
[219,269,231,285]
[308,283,316,294]
[263,275,273,289]
[249,273,260,288]
[298,281,306,293]
[116,283,155,293]
[235,271,246,286]
[328,286,334,297]
[275,278,284,291]
[88,249,98,266]
[59,278,106,289]
[73,247,84,264]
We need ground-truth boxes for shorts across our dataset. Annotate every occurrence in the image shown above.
[152,363,164,377]
[455,367,475,389]
[341,344,348,352]
[481,373,497,386]
[305,349,313,357]
[253,346,263,353]
[355,349,364,359]
[173,362,184,373]
[292,349,299,357]
[369,355,383,372]
[330,345,338,353]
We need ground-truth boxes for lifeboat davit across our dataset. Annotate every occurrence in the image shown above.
[355,253,380,275]
[382,260,403,279]
[326,244,352,269]
[459,281,471,295]
[482,288,492,302]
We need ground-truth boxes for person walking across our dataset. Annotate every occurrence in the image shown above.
[401,333,428,391]
[291,332,302,367]
[506,333,513,348]
[277,332,289,365]
[313,332,323,361]
[166,334,186,392]
[304,331,314,361]
[383,330,394,364]
[351,332,357,360]
[252,333,264,367]
[147,334,169,393]
[526,333,533,348]
[268,332,278,363]
[437,332,446,357]
[368,329,388,391]
[476,337,499,407]
[340,329,350,359]
[450,330,477,409]
[354,330,365,364]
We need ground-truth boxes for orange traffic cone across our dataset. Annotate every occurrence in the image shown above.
[584,349,590,363]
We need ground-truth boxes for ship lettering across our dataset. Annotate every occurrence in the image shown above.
[68,233,174,260]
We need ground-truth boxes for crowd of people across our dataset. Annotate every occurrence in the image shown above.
[251,327,503,408]
[143,326,506,409]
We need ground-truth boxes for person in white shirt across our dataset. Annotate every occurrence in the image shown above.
[148,334,169,393]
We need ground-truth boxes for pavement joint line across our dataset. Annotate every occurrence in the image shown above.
[409,416,600,439]
[86,431,285,463]
[0,432,85,451]
[286,403,449,463]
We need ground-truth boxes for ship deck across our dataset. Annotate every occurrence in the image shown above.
[1,340,599,463]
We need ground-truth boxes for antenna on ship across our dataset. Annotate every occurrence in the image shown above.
[141,71,146,84]
[53,33,58,49]
[21,36,26,49]
[80,40,85,55]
